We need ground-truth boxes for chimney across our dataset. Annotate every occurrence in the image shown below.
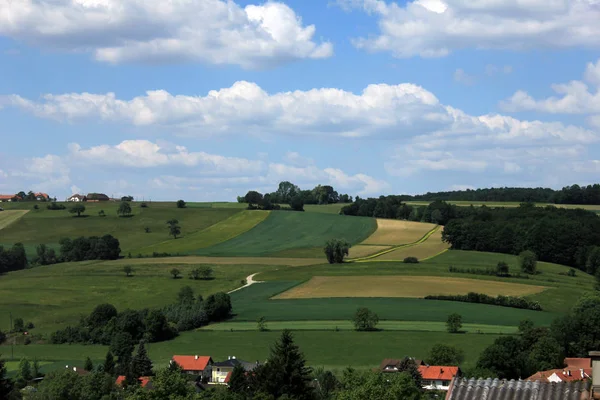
[232,356,236,360]
[581,368,585,379]
[589,351,600,397]
[73,367,77,372]
[228,356,231,360]
[195,355,198,360]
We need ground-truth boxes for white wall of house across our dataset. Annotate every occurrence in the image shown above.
[212,367,232,384]
[422,380,452,391]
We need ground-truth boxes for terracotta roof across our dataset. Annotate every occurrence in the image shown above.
[65,366,89,376]
[35,192,49,199]
[566,358,591,369]
[0,195,15,200]
[526,368,591,382]
[171,356,212,371]
[224,371,232,384]
[116,376,152,387]
[379,358,424,371]
[419,365,459,381]
[447,378,591,400]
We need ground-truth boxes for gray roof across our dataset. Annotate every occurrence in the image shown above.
[448,378,591,400]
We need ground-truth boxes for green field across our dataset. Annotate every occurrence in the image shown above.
[194,211,377,257]
[4,330,502,373]
[0,261,277,333]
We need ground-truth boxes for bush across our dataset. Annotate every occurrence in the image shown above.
[33,204,39,210]
[519,250,538,274]
[47,202,66,210]
[140,202,148,208]
[59,235,121,262]
[352,307,379,331]
[324,239,350,264]
[403,257,419,264]
[446,313,462,333]
[425,292,542,311]
[448,265,529,279]
[176,200,186,208]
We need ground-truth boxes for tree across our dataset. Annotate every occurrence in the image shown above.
[103,351,115,375]
[324,239,350,264]
[198,265,213,280]
[147,365,194,399]
[335,370,422,400]
[13,318,24,332]
[170,268,181,279]
[121,196,134,202]
[177,286,195,305]
[189,268,200,280]
[144,310,175,343]
[123,265,134,277]
[229,363,249,394]
[0,357,13,399]
[446,313,463,333]
[496,261,510,276]
[476,336,527,379]
[167,218,181,239]
[257,316,268,332]
[118,201,133,217]
[69,204,86,217]
[289,196,305,212]
[244,191,264,207]
[98,210,106,217]
[32,359,41,378]
[176,199,186,208]
[204,292,232,321]
[427,344,465,365]
[16,358,32,387]
[131,341,153,378]
[519,250,538,274]
[110,332,134,369]
[88,304,118,329]
[352,307,379,331]
[84,357,94,372]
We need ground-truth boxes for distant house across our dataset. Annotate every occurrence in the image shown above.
[68,194,86,202]
[211,356,260,384]
[86,193,110,202]
[35,192,49,201]
[171,355,213,380]
[419,365,460,391]
[0,194,17,202]
[379,358,425,373]
[526,357,592,383]
[65,365,89,376]
[116,376,153,389]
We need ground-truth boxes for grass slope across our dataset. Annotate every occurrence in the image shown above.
[136,210,269,255]
[0,202,239,254]
[195,211,377,257]
[229,281,555,326]
[0,261,277,333]
[0,210,29,230]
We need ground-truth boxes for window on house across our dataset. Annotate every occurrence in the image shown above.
[217,368,220,372]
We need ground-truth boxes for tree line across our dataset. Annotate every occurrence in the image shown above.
[397,184,600,205]
[341,197,455,225]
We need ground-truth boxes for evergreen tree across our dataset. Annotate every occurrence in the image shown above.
[103,351,115,375]
[84,356,94,372]
[258,330,312,399]
[32,359,41,378]
[16,358,32,387]
[0,357,14,398]
[228,364,248,394]
[131,341,154,377]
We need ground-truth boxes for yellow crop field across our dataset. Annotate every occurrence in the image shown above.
[348,245,391,258]
[0,210,28,231]
[274,276,548,299]
[360,219,437,246]
[376,228,449,261]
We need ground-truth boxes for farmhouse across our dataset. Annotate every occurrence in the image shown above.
[379,358,425,373]
[86,193,110,202]
[35,192,49,201]
[526,357,592,383]
[0,194,17,202]
[68,194,86,202]
[170,355,213,379]
[211,356,260,384]
[419,365,460,391]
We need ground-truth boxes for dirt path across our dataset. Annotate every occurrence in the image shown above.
[228,273,263,294]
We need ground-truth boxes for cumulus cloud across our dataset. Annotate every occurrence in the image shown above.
[0,0,332,69]
[335,0,600,58]
[3,81,597,146]
[454,69,476,85]
[501,59,600,114]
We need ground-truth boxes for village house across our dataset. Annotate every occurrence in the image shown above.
[86,193,110,202]
[115,375,153,389]
[526,357,591,383]
[378,358,424,373]
[211,356,260,384]
[67,194,86,202]
[0,194,18,202]
[170,355,213,380]
[35,192,49,201]
[419,365,461,391]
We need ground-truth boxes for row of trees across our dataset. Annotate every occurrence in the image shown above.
[238,181,353,208]
[3,330,449,400]
[398,184,600,205]
[51,287,232,346]
[341,198,456,225]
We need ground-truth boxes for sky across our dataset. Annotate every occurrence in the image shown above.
[1,0,599,201]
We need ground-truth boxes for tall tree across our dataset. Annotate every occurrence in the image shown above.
[131,341,154,378]
[167,219,181,239]
[0,357,14,398]
[324,239,350,264]
[228,363,249,394]
[427,344,465,365]
[103,351,115,375]
[117,201,133,217]
[519,250,538,274]
[84,357,94,372]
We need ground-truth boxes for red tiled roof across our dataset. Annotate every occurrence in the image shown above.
[565,358,591,369]
[116,376,151,387]
[35,192,49,199]
[418,365,460,381]
[224,371,232,384]
[0,195,15,200]
[171,355,212,371]
[526,368,591,382]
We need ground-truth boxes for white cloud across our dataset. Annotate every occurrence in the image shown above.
[336,0,600,58]
[3,81,596,146]
[70,185,82,195]
[0,0,332,69]
[501,59,600,114]
[283,151,314,167]
[454,69,476,85]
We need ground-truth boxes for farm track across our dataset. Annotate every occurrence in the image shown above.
[348,225,441,262]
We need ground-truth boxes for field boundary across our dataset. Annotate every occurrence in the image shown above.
[348,225,440,262]
[0,210,29,231]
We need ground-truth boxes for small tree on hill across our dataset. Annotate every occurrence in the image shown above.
[352,307,379,331]
[189,268,200,280]
[167,219,181,239]
[69,204,86,217]
[117,201,132,217]
[257,316,268,332]
[98,210,106,217]
[170,268,181,279]
[123,266,134,277]
[176,200,186,209]
[84,357,94,372]
[497,261,510,277]
[519,250,537,274]
[198,265,213,280]
[446,313,463,333]
[324,239,350,264]
[244,191,263,208]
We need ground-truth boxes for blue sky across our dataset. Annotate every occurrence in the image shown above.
[1,0,599,201]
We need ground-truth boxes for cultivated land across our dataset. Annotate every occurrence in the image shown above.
[360,219,437,246]
[375,227,449,261]
[348,245,391,258]
[273,276,548,299]
[0,209,28,230]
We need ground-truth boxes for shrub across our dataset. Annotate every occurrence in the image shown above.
[324,239,350,264]
[140,202,148,208]
[352,307,379,331]
[496,261,510,276]
[425,292,542,311]
[46,202,66,210]
[98,210,106,217]
[33,204,39,210]
[446,313,463,333]
[519,250,538,274]
[176,200,186,209]
[170,268,181,279]
[403,257,419,264]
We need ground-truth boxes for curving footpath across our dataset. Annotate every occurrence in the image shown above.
[228,273,263,294]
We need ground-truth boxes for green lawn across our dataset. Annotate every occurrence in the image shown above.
[195,211,376,257]
[4,330,502,372]
[0,261,277,333]
[0,202,240,255]
[229,281,556,326]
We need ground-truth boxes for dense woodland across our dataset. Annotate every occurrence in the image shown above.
[399,184,600,205]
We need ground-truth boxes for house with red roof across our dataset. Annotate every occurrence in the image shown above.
[115,375,153,389]
[171,355,213,380]
[526,357,592,383]
[0,194,17,202]
[35,192,50,201]
[418,365,461,391]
